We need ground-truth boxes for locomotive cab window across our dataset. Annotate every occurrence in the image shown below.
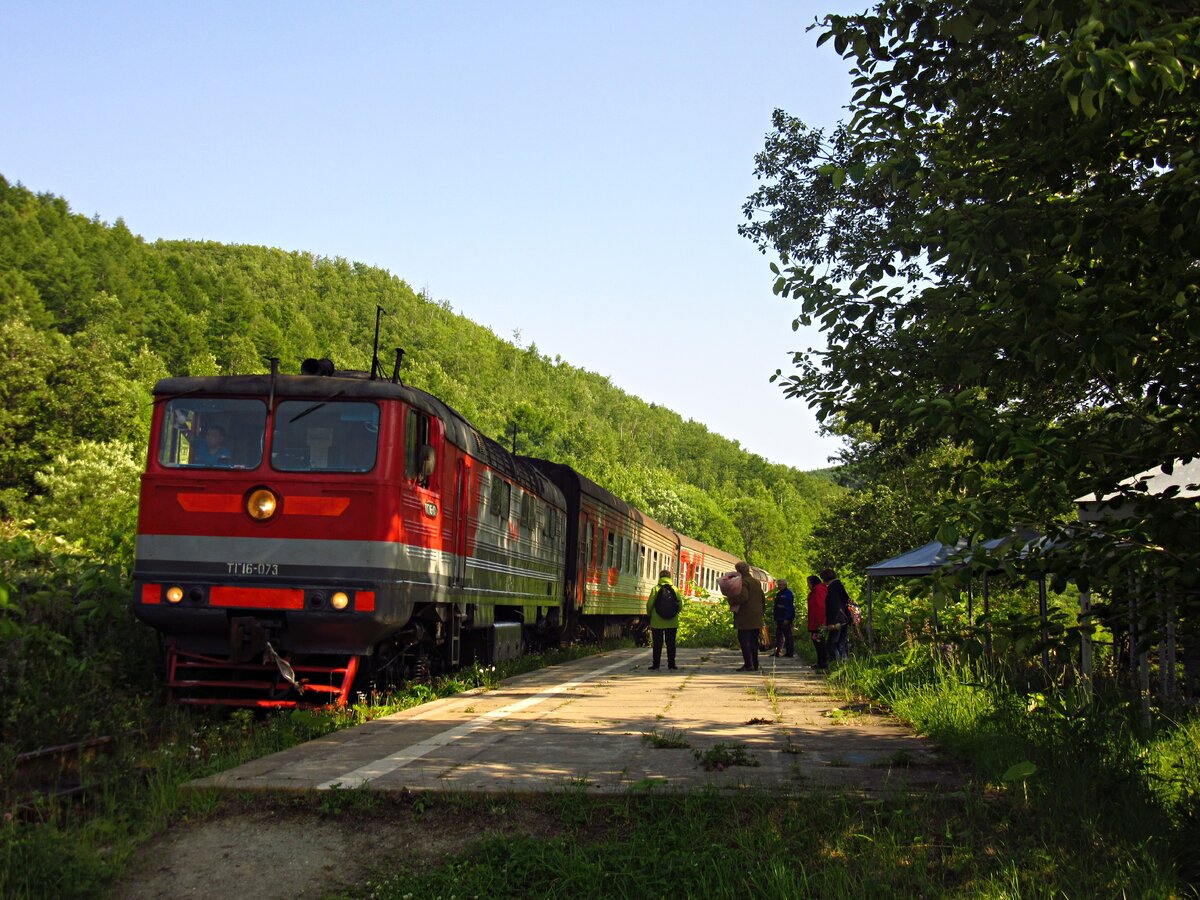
[272,401,379,472]
[160,398,267,469]
[404,409,435,486]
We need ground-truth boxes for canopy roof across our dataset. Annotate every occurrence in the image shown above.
[1075,458,1200,521]
[866,536,1013,579]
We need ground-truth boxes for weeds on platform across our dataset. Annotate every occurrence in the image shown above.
[641,728,690,750]
[693,743,760,771]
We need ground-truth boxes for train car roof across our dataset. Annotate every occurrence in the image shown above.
[520,457,675,539]
[679,532,740,563]
[153,373,562,503]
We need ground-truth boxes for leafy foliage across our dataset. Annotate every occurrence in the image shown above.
[0,524,157,749]
[742,1,1200,639]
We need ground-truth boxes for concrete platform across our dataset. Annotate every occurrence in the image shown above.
[188,648,962,795]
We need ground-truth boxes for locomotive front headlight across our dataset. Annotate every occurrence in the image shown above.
[166,585,184,604]
[246,488,278,521]
[331,591,350,610]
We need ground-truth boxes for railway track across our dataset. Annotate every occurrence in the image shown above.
[7,731,151,820]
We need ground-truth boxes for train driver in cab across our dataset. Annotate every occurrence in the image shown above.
[174,408,233,467]
[191,425,232,466]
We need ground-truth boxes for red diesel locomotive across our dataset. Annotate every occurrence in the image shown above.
[132,358,762,707]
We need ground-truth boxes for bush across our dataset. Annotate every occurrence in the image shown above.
[0,524,157,751]
[33,439,142,562]
[677,599,736,648]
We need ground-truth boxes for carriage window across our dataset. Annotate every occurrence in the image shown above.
[272,401,379,472]
[520,493,535,531]
[542,505,559,541]
[489,476,511,519]
[607,532,615,568]
[640,545,647,578]
[160,398,267,469]
[585,521,594,569]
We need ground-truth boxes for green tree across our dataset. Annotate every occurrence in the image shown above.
[742,1,1200,594]
[34,439,143,560]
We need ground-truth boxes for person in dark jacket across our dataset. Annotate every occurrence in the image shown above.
[646,568,683,670]
[732,561,766,671]
[821,568,851,661]
[771,579,795,657]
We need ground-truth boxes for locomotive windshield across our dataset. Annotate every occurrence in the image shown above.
[271,400,379,472]
[160,398,267,468]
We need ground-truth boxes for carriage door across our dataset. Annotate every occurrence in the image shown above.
[580,518,594,610]
[404,409,445,578]
[452,457,470,589]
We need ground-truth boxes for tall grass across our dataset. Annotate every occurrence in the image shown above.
[828,649,1200,886]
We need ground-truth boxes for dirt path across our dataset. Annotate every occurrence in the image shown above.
[114,796,562,899]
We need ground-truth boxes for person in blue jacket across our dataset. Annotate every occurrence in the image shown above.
[189,424,233,467]
[646,569,683,670]
[772,578,796,657]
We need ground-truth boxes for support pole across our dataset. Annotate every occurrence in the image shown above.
[1079,588,1093,700]
[866,577,874,652]
[1167,613,1178,705]
[983,573,992,659]
[1133,576,1151,733]
[1158,579,1177,705]
[1038,575,1049,670]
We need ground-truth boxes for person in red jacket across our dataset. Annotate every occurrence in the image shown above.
[806,574,829,670]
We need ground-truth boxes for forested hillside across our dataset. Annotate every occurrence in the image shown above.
[0,174,838,576]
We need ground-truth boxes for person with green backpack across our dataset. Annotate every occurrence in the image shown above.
[646,568,683,670]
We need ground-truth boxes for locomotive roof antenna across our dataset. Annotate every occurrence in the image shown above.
[391,348,405,385]
[370,305,391,381]
[266,357,280,409]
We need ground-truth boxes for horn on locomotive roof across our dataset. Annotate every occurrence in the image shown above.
[268,356,279,407]
[300,357,336,376]
[370,304,390,381]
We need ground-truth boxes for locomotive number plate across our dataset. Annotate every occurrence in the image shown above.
[424,501,438,518]
[227,562,280,576]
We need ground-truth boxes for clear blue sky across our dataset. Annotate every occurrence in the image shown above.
[3,1,860,471]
